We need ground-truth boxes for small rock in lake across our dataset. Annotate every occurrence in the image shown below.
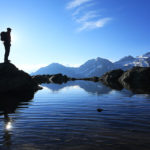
[97,108,103,112]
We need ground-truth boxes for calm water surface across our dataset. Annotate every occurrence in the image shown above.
[0,81,150,150]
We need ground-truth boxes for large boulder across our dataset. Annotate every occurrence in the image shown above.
[49,74,69,84]
[32,73,75,84]
[0,63,38,93]
[100,69,124,83]
[119,67,150,89]
[99,67,150,93]
[32,74,53,84]
[99,69,124,90]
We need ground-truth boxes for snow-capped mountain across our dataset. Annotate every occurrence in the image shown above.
[32,57,114,77]
[32,63,80,77]
[77,57,113,77]
[32,52,150,77]
[114,52,150,70]
[141,52,150,58]
[114,55,135,68]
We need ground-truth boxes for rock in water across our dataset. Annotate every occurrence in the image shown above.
[119,67,150,89]
[49,74,69,84]
[97,108,104,112]
[99,67,150,93]
[99,69,124,90]
[32,73,73,84]
[100,69,124,83]
[0,63,38,93]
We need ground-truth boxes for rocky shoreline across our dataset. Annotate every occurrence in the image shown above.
[99,67,150,93]
[1,63,150,94]
[32,73,76,84]
[32,66,150,93]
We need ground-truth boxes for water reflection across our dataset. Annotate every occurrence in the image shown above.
[0,91,35,148]
[43,80,150,96]
[0,81,150,150]
[3,116,13,148]
[42,80,136,97]
[0,91,34,115]
[5,120,12,131]
[43,81,111,95]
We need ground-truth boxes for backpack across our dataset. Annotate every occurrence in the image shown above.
[0,32,7,41]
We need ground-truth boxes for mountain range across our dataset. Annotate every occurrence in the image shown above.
[32,52,150,78]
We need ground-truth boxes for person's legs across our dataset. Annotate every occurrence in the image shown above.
[4,43,10,63]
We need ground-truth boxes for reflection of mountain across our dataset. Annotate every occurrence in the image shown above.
[43,81,111,95]
[43,81,136,96]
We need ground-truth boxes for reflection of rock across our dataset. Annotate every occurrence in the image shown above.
[32,73,76,84]
[0,91,35,116]
[0,63,38,93]
[79,77,100,82]
[33,66,150,94]
[100,67,150,94]
[0,63,40,148]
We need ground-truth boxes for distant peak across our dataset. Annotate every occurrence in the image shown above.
[48,63,64,67]
[96,57,103,61]
[95,57,109,61]
[51,63,62,65]
[142,52,150,57]
[119,55,134,61]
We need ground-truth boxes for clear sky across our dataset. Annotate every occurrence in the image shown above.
[0,0,150,72]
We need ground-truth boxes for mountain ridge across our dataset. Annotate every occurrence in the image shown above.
[32,52,150,77]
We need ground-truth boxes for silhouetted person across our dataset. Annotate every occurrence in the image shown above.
[0,28,12,63]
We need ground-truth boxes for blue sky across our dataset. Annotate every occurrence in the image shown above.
[0,0,150,72]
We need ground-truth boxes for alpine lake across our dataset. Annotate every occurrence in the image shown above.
[0,80,150,150]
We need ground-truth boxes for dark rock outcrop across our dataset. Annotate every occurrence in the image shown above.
[32,66,150,94]
[99,69,124,90]
[119,67,150,88]
[99,67,150,94]
[1,62,150,95]
[100,69,124,83]
[49,74,69,84]
[32,74,53,84]
[0,63,39,93]
[32,73,76,84]
[119,67,150,93]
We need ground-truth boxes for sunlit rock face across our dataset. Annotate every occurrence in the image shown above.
[0,63,38,93]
